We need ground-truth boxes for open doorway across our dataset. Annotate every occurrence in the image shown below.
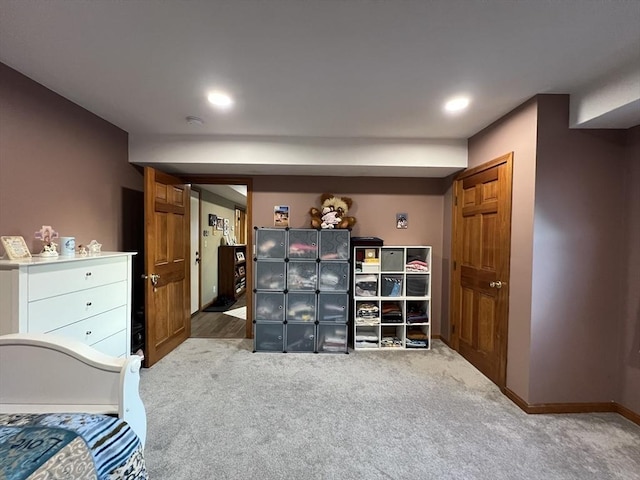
[185,178,252,339]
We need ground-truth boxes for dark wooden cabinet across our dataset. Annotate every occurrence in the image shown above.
[218,245,247,300]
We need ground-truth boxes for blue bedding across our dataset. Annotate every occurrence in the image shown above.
[0,413,147,480]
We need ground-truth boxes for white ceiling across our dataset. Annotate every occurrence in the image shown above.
[1,1,638,144]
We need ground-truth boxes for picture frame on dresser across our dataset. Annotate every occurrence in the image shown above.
[1,236,32,260]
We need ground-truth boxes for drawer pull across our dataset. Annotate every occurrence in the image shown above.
[85,272,92,277]
[86,330,92,335]
[86,302,93,307]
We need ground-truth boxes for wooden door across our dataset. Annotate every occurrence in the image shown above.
[144,167,191,366]
[451,153,513,387]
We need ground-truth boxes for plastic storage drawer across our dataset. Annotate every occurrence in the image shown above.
[255,229,287,259]
[286,292,316,322]
[254,323,285,352]
[255,292,285,322]
[286,261,318,291]
[318,293,348,323]
[286,323,316,352]
[318,262,349,291]
[255,261,286,291]
[317,324,348,353]
[319,230,350,261]
[288,229,319,259]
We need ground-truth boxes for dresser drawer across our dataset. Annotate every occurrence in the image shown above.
[28,281,127,332]
[92,329,128,357]
[27,256,128,301]
[47,305,127,346]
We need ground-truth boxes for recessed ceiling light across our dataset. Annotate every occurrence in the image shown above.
[444,96,470,113]
[207,91,234,110]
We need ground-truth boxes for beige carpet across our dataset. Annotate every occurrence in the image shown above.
[140,339,640,480]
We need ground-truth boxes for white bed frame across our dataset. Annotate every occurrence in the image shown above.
[0,333,147,447]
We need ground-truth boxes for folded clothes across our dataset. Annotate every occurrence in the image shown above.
[355,334,378,342]
[406,338,428,348]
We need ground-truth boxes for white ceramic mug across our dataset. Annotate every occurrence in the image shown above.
[60,236,76,256]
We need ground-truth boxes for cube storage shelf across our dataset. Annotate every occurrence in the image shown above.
[253,228,350,353]
[353,245,431,350]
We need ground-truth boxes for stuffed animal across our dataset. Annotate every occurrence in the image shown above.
[309,193,356,229]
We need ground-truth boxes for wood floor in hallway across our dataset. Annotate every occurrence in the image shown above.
[190,294,246,339]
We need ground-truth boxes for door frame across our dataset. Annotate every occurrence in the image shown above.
[449,153,513,388]
[189,187,202,315]
[180,175,253,339]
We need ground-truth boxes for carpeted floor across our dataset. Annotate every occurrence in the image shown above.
[139,339,640,480]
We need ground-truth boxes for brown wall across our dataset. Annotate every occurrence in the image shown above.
[532,95,628,404]
[467,98,539,401]
[0,63,142,254]
[620,125,640,413]
[252,176,447,335]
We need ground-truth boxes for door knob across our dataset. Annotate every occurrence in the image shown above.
[490,280,503,289]
[142,273,160,286]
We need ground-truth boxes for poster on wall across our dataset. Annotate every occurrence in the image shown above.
[274,205,290,227]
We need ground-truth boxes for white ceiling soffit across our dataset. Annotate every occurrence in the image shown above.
[196,184,247,207]
[570,61,640,129]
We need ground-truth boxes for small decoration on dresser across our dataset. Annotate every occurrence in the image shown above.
[87,239,102,255]
[34,225,59,257]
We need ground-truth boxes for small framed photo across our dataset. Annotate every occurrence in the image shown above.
[396,213,408,229]
[216,218,224,231]
[208,214,217,227]
[236,251,245,262]
[274,205,289,227]
[1,235,32,260]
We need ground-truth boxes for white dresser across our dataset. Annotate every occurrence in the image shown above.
[0,252,135,357]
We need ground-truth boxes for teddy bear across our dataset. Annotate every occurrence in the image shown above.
[309,193,357,229]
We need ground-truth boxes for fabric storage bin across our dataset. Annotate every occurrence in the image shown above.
[318,293,348,323]
[288,229,318,259]
[255,292,285,322]
[405,274,429,297]
[317,324,348,353]
[255,261,286,290]
[381,248,404,272]
[254,323,285,352]
[287,261,318,291]
[286,292,316,322]
[319,230,350,261]
[286,323,316,352]
[318,262,349,291]
[255,228,287,259]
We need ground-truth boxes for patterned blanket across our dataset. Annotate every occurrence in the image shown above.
[0,413,147,480]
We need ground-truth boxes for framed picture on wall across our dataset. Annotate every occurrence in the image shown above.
[208,214,217,227]
[216,218,224,231]
[274,205,289,227]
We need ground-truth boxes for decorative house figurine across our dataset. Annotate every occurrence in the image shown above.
[87,239,102,255]
[34,225,59,257]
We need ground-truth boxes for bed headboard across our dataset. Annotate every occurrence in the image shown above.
[0,333,147,446]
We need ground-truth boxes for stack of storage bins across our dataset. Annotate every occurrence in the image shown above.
[253,227,350,353]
